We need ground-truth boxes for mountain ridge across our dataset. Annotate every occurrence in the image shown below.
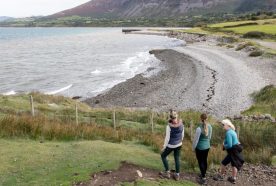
[49,0,276,19]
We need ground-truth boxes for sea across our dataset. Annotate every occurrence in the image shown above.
[0,27,184,98]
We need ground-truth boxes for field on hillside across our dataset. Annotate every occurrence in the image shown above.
[179,18,276,42]
[223,25,276,35]
[0,139,195,186]
[208,18,276,38]
[0,86,275,185]
[209,19,276,28]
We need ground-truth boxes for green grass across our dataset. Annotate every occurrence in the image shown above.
[0,139,165,186]
[243,85,276,117]
[272,156,276,166]
[0,92,92,115]
[209,19,276,28]
[209,20,257,28]
[223,25,276,35]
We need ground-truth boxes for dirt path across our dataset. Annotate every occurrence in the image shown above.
[76,162,276,186]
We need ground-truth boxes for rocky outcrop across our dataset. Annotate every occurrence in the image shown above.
[232,114,276,123]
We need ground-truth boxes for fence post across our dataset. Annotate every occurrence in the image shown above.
[29,95,35,116]
[75,103,78,125]
[237,126,240,139]
[150,111,154,133]
[113,110,116,130]
[190,120,193,141]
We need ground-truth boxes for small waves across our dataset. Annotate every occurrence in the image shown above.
[45,84,72,95]
[0,28,182,98]
[87,52,162,97]
[165,38,186,48]
[121,51,161,77]
[1,90,16,96]
[91,69,102,74]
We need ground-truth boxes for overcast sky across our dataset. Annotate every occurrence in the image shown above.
[0,0,90,17]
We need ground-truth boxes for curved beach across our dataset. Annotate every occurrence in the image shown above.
[85,41,276,118]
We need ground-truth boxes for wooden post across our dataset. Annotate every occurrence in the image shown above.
[237,126,240,139]
[113,110,116,130]
[150,111,154,133]
[75,103,78,125]
[29,95,35,116]
[190,120,193,141]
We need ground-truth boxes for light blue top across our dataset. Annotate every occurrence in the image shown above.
[224,129,239,149]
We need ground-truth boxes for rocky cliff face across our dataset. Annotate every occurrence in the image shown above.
[50,0,276,19]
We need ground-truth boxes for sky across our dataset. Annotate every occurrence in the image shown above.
[0,0,90,17]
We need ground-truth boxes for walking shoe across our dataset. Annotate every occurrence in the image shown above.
[173,173,180,181]
[227,176,236,184]
[213,174,224,181]
[201,177,207,185]
[159,171,170,179]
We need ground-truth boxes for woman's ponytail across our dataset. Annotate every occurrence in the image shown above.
[200,113,208,136]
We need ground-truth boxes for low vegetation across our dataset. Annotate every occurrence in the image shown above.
[0,89,275,185]
[176,17,276,58]
[1,11,275,28]
[249,50,264,57]
[0,139,184,186]
[243,85,276,117]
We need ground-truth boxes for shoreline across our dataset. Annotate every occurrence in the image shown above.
[85,31,276,118]
[85,49,204,112]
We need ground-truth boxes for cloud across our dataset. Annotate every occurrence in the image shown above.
[0,0,90,17]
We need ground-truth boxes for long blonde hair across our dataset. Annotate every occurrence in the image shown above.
[201,113,208,136]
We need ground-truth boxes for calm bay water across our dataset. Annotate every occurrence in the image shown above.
[0,27,183,98]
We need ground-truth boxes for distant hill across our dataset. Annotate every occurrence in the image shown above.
[49,0,276,19]
[0,16,13,22]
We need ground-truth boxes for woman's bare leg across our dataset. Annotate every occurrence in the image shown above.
[220,164,226,175]
[232,166,238,178]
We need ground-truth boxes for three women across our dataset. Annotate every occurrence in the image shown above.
[160,111,243,184]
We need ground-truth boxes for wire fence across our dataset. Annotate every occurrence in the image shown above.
[1,95,275,152]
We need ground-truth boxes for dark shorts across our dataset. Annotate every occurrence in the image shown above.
[221,154,234,166]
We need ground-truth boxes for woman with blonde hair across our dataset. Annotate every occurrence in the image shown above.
[160,110,184,181]
[192,113,212,185]
[213,119,244,184]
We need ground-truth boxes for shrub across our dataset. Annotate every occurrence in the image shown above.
[217,36,238,43]
[243,31,265,39]
[252,85,276,104]
[235,42,254,51]
[249,50,263,57]
[223,22,258,28]
[226,44,234,48]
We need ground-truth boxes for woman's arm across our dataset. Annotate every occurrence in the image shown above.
[209,125,212,140]
[181,123,185,141]
[163,125,170,150]
[192,127,201,151]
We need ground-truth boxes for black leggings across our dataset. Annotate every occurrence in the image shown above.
[195,148,209,178]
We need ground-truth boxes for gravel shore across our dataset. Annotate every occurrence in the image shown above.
[85,37,276,118]
[85,49,205,112]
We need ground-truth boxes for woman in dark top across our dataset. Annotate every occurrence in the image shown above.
[159,110,184,181]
